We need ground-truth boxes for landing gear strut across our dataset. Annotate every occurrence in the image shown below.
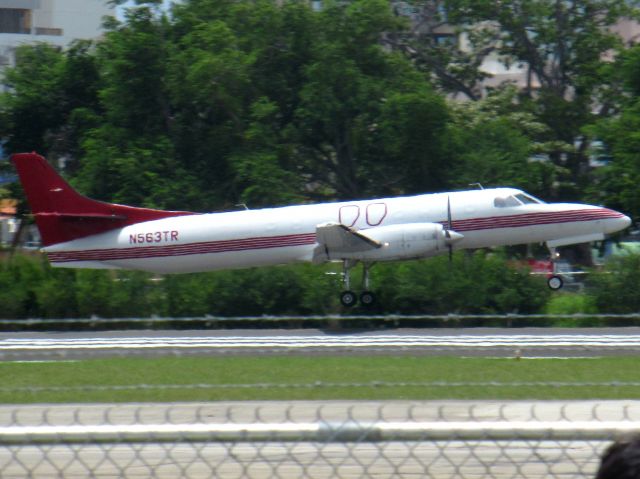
[339,260,376,307]
[547,246,564,291]
[360,263,376,306]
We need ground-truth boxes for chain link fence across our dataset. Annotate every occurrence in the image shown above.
[1,400,638,478]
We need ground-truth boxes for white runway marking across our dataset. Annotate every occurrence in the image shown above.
[2,334,640,350]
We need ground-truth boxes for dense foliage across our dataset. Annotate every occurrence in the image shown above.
[5,0,622,208]
[2,0,640,317]
[0,252,548,318]
[4,0,639,207]
[2,251,640,318]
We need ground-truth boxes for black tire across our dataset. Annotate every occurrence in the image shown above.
[360,291,376,306]
[547,275,564,291]
[340,291,357,307]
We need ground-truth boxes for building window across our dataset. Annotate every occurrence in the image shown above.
[35,27,63,36]
[0,9,31,34]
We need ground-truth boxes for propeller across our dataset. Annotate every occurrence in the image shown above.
[444,196,464,261]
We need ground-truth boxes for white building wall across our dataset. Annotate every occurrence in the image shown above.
[0,0,114,68]
[37,0,113,42]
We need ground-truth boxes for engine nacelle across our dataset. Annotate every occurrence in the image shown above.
[340,223,451,262]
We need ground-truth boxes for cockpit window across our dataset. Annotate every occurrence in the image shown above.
[495,193,544,207]
[515,193,542,204]
[494,195,521,207]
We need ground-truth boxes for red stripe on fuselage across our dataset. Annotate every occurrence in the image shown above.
[47,209,620,263]
[443,208,622,232]
[47,233,317,263]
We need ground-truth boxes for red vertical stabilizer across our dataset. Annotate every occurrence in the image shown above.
[11,153,195,246]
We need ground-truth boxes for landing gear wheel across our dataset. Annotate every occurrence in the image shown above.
[340,291,357,307]
[360,291,376,306]
[547,275,564,291]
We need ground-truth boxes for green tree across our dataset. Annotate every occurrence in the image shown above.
[588,45,640,222]
[167,10,258,208]
[397,0,639,199]
[0,255,42,318]
[168,0,454,202]
[386,0,495,100]
[0,0,459,209]
[289,1,452,198]
[73,5,197,209]
[453,0,638,196]
[448,87,561,196]
[75,270,162,318]
[0,41,101,166]
[374,251,548,314]
[588,255,640,314]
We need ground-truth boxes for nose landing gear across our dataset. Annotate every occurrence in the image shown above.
[339,260,376,307]
[547,274,564,290]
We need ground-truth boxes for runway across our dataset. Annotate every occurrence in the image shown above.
[2,329,640,477]
[2,327,640,359]
[0,400,636,478]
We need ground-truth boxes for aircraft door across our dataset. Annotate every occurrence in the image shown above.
[339,205,360,227]
[366,203,387,226]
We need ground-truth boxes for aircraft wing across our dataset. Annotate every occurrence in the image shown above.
[313,223,381,262]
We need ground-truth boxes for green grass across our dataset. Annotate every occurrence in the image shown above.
[2,356,640,403]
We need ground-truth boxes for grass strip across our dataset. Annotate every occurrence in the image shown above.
[2,356,640,403]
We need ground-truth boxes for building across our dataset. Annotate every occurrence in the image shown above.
[0,0,114,69]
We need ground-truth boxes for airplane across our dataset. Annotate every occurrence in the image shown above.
[11,152,631,306]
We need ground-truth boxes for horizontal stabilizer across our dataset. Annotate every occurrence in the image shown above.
[36,212,128,220]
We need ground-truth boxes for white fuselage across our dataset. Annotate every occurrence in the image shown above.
[44,188,630,273]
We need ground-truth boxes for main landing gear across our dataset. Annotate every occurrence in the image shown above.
[546,246,564,291]
[340,260,376,307]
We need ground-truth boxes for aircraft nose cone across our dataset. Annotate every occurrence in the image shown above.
[604,210,631,234]
[620,214,632,230]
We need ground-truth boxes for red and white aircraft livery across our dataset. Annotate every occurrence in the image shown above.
[12,153,631,306]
